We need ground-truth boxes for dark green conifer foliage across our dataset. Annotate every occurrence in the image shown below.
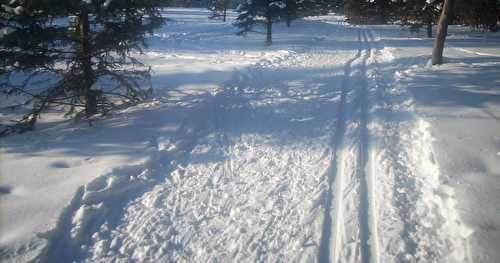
[398,0,440,37]
[209,0,230,21]
[284,0,296,26]
[0,0,164,134]
[295,0,317,17]
[343,0,399,24]
[343,0,368,23]
[234,0,286,45]
[454,0,499,31]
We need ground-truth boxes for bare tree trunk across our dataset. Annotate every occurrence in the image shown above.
[79,5,97,116]
[432,0,454,65]
[223,6,226,22]
[285,0,293,27]
[266,14,272,45]
[427,22,432,38]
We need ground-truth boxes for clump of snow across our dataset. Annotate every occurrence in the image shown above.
[269,1,286,9]
[103,0,113,8]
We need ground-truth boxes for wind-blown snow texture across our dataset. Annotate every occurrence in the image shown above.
[1,8,499,263]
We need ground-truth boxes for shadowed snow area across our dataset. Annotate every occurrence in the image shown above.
[1,8,499,263]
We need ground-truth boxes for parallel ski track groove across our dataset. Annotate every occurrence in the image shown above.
[358,29,380,263]
[365,29,419,262]
[319,28,381,263]
[358,29,372,263]
[365,29,381,263]
[318,29,362,263]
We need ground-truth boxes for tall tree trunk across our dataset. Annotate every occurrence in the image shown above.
[223,6,226,22]
[79,5,97,116]
[266,14,272,45]
[427,21,432,38]
[285,1,291,27]
[432,0,454,65]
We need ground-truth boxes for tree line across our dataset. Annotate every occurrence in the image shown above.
[231,0,496,63]
[1,0,497,134]
[233,0,498,44]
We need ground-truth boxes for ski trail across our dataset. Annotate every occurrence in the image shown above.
[318,29,362,263]
[365,30,382,263]
[358,29,380,263]
[319,28,382,263]
[357,30,371,263]
[364,29,420,262]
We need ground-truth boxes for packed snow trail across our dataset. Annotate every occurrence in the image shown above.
[319,28,381,263]
[318,30,362,263]
[357,30,381,263]
[357,29,374,263]
[363,30,381,263]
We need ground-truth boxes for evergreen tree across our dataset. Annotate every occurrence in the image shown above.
[295,0,334,17]
[399,0,440,37]
[329,0,345,13]
[344,0,368,24]
[284,0,297,26]
[454,0,499,32]
[234,0,286,45]
[367,0,391,23]
[343,0,398,24]
[295,0,317,17]
[209,0,230,21]
[0,0,164,134]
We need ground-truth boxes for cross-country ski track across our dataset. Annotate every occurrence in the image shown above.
[319,28,381,263]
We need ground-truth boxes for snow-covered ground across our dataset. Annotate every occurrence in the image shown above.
[378,26,500,262]
[1,8,499,263]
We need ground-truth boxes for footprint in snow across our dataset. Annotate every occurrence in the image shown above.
[50,161,70,169]
[0,185,12,195]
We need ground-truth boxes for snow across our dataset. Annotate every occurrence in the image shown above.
[1,8,499,263]
[269,1,286,9]
[365,24,500,262]
[390,32,500,261]
[103,0,113,8]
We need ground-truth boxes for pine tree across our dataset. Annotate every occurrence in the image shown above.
[0,0,164,134]
[329,0,345,13]
[367,0,391,23]
[399,0,440,37]
[295,0,333,17]
[344,0,367,24]
[343,0,398,24]
[295,0,317,17]
[209,0,230,21]
[234,0,286,45]
[454,0,499,32]
[284,0,297,26]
